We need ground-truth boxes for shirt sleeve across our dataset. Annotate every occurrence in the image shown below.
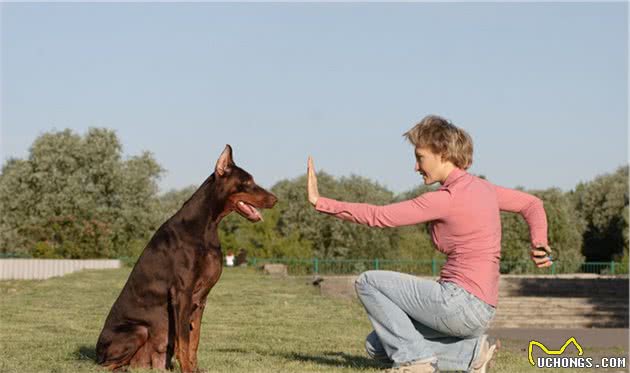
[493,185,548,248]
[314,191,451,228]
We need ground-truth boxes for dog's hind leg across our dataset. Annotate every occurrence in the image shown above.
[98,325,149,371]
[150,349,168,371]
[148,329,170,370]
[129,337,168,371]
[129,339,152,369]
[170,286,194,373]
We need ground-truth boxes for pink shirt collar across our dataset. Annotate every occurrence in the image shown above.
[440,167,466,188]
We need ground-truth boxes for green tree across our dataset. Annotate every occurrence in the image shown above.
[0,128,163,258]
[272,172,398,259]
[391,185,441,260]
[618,205,629,273]
[223,206,313,259]
[571,166,629,262]
[500,188,584,273]
[155,185,198,224]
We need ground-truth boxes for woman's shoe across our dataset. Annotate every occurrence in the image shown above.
[470,335,501,373]
[386,359,439,373]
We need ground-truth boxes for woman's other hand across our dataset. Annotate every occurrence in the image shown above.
[307,156,320,206]
[531,245,553,268]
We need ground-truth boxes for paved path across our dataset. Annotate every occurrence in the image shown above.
[488,328,629,350]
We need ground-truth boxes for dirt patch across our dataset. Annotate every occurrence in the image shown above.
[317,275,358,300]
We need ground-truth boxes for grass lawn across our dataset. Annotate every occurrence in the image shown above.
[0,267,624,373]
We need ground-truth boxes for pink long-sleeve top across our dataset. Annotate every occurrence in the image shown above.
[315,168,548,307]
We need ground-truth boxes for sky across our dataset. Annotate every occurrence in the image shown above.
[1,2,628,195]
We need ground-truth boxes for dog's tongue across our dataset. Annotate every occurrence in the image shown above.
[238,201,263,221]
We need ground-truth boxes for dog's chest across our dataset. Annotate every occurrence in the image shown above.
[193,250,223,294]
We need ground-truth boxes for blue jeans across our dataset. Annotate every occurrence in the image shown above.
[355,270,496,371]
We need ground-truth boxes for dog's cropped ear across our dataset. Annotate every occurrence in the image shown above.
[215,144,235,177]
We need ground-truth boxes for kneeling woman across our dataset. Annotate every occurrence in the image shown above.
[306,115,552,373]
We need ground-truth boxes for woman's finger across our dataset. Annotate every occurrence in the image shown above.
[532,255,552,267]
[309,157,317,181]
[531,247,551,257]
[306,156,319,206]
[532,256,549,265]
[537,260,553,268]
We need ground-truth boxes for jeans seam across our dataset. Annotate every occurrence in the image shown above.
[361,274,439,364]
[359,277,410,353]
[360,273,478,369]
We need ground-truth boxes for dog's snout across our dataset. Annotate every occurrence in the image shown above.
[268,193,278,207]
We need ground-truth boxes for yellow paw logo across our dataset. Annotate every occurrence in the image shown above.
[528,337,584,366]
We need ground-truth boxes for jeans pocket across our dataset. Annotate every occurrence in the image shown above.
[438,306,486,338]
[474,301,496,329]
[441,281,463,301]
[484,304,496,327]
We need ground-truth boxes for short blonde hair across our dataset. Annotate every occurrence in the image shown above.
[403,115,473,170]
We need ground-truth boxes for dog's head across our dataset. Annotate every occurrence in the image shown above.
[214,144,278,222]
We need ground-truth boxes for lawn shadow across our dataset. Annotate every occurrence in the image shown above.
[74,345,97,362]
[283,351,389,370]
[214,348,388,370]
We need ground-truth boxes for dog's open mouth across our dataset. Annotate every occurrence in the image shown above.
[236,201,263,222]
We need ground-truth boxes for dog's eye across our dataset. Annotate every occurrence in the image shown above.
[238,180,253,191]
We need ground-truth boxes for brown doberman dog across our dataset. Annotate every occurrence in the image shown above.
[95,145,277,372]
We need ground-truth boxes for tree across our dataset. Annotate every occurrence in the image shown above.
[500,188,584,273]
[571,166,629,262]
[221,206,313,259]
[272,172,398,259]
[155,185,198,224]
[0,128,163,258]
[618,205,629,273]
[391,185,441,260]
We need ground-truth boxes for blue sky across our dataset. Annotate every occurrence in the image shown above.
[1,2,627,194]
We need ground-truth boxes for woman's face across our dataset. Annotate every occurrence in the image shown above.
[414,146,447,185]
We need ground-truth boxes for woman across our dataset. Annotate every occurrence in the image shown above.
[306,115,552,373]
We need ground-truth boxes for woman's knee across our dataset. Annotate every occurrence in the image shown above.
[364,331,390,361]
[354,270,378,291]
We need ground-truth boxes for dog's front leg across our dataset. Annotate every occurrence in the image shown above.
[170,287,194,373]
[188,297,208,372]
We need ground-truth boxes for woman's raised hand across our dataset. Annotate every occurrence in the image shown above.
[307,156,320,206]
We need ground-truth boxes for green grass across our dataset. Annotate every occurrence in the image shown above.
[0,268,625,373]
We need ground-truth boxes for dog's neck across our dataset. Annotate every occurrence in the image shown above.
[175,174,229,249]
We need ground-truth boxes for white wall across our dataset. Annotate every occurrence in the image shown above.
[0,259,121,280]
